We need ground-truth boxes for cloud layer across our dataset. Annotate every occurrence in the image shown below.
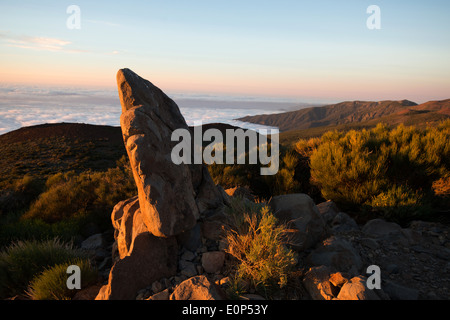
[0,85,301,135]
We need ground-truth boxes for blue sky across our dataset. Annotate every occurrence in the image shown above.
[0,0,449,102]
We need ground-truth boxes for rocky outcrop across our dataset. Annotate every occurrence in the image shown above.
[95,69,224,300]
[117,68,221,238]
[96,232,178,300]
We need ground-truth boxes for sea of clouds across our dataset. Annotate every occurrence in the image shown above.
[0,84,309,135]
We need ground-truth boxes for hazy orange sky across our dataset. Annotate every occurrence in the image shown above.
[1,0,449,103]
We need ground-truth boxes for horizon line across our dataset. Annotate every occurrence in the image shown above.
[2,81,446,106]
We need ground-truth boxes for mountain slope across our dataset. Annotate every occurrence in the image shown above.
[0,122,246,187]
[237,99,449,132]
[0,123,126,187]
[276,99,450,146]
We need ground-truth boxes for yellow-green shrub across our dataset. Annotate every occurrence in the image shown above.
[224,197,297,298]
[26,258,97,300]
[0,239,86,298]
[305,122,449,222]
[23,164,135,223]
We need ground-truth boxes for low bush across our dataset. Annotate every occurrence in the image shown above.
[0,175,44,218]
[23,164,135,223]
[1,156,136,248]
[224,197,297,298]
[0,238,87,298]
[0,216,87,247]
[208,147,313,199]
[21,155,134,222]
[26,258,97,300]
[303,122,450,223]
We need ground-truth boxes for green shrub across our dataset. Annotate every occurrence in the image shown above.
[309,128,389,206]
[26,258,97,300]
[0,216,86,247]
[224,197,297,298]
[23,163,135,223]
[271,151,300,196]
[0,175,44,218]
[369,185,430,222]
[224,196,266,232]
[0,238,87,298]
[208,145,312,200]
[306,122,449,222]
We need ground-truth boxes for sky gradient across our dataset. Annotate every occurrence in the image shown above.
[0,0,449,103]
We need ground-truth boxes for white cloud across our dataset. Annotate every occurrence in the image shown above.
[0,85,284,135]
[0,32,86,53]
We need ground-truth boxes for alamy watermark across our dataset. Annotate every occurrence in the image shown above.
[367,5,381,30]
[366,265,381,289]
[66,265,81,290]
[66,5,81,30]
[171,122,280,176]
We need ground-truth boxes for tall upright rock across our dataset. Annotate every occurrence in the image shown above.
[117,68,221,238]
[96,69,223,300]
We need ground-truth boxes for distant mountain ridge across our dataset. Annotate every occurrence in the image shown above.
[238,99,450,132]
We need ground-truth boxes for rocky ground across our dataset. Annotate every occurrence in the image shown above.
[339,218,450,300]
[301,200,450,300]
[76,192,450,301]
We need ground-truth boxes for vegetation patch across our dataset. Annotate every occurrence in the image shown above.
[0,238,88,298]
[26,258,97,300]
[301,121,450,224]
[223,197,297,299]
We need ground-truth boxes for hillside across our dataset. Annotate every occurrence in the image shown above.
[0,122,246,188]
[279,106,450,146]
[238,99,450,134]
[0,123,126,188]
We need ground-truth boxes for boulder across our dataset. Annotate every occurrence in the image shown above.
[337,276,380,300]
[179,260,198,278]
[302,266,336,300]
[147,288,170,300]
[331,212,359,233]
[117,68,221,238]
[362,219,420,245]
[180,250,196,262]
[170,275,225,300]
[269,194,327,251]
[201,251,226,273]
[329,272,349,287]
[306,236,362,275]
[362,219,403,238]
[151,280,164,294]
[95,232,178,300]
[316,200,340,225]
